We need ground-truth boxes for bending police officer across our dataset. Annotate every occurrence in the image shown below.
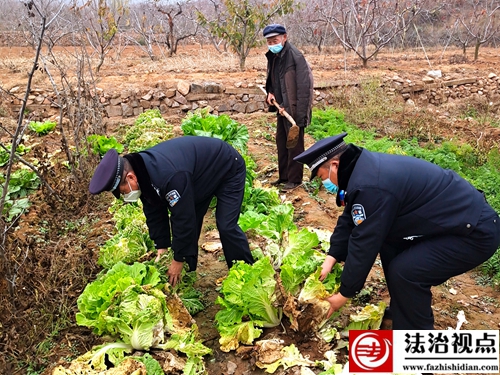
[89,136,254,286]
[294,133,500,329]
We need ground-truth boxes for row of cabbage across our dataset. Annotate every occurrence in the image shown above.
[53,109,385,375]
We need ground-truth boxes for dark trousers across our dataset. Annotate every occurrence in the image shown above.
[380,202,500,329]
[195,154,253,270]
[276,115,304,184]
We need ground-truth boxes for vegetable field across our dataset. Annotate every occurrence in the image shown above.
[1,46,500,375]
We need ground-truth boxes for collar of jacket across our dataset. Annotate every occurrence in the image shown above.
[336,144,363,207]
[123,153,162,205]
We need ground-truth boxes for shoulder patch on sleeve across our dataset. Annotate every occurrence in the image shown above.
[351,204,366,226]
[166,190,181,207]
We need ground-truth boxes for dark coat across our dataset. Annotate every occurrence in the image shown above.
[137,136,242,263]
[329,147,487,297]
[265,41,313,127]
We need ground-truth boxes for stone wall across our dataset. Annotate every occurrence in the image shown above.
[2,73,500,121]
[383,73,500,106]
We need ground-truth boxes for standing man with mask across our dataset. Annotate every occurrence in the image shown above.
[263,24,314,191]
[89,136,254,286]
[294,133,500,329]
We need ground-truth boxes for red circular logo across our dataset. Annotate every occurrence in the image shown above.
[351,331,393,372]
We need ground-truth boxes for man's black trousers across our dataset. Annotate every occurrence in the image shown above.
[380,202,500,329]
[194,152,254,270]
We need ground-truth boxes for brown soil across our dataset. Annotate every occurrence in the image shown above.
[0,44,499,375]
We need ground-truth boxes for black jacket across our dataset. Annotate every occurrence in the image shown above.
[137,136,241,263]
[329,146,486,297]
[265,41,313,127]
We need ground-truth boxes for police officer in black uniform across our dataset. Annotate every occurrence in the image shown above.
[294,133,500,329]
[89,136,254,286]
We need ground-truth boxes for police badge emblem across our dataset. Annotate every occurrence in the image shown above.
[351,204,366,226]
[166,190,181,207]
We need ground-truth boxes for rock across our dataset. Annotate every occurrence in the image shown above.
[427,69,442,78]
[154,91,166,100]
[173,94,187,105]
[109,97,121,106]
[10,86,20,93]
[422,76,434,83]
[140,100,151,109]
[121,103,134,117]
[488,73,497,79]
[392,75,404,83]
[177,80,190,95]
[233,103,247,113]
[106,105,122,117]
[227,361,237,375]
[165,89,176,98]
[405,99,416,107]
[203,82,223,93]
[141,92,153,101]
[190,83,204,94]
[218,103,231,112]
[121,90,133,99]
[245,102,260,113]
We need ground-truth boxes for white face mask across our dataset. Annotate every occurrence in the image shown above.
[123,180,141,202]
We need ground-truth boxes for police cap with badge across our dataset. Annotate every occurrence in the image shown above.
[89,149,123,199]
[293,132,348,178]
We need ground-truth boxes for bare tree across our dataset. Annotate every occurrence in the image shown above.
[395,0,447,49]
[191,0,229,51]
[457,0,500,60]
[153,0,199,57]
[0,0,112,295]
[287,0,339,51]
[126,2,159,59]
[70,0,128,72]
[197,0,295,70]
[0,0,61,295]
[0,0,25,35]
[323,0,421,68]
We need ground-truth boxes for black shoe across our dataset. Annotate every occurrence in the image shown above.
[383,306,392,320]
[380,306,392,330]
[270,179,287,186]
[281,182,301,191]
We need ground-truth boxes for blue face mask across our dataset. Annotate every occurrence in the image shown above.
[322,165,339,194]
[268,43,283,54]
